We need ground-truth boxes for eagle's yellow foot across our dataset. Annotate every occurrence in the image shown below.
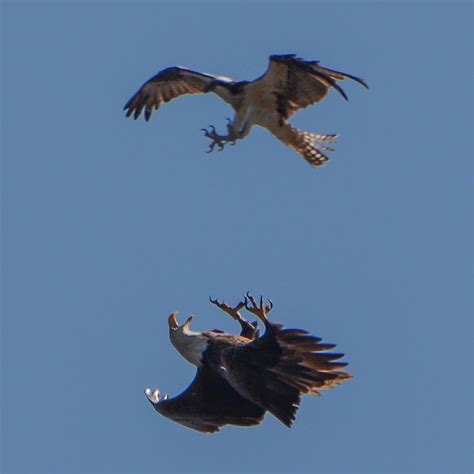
[210,296,259,340]
[209,297,246,319]
[244,292,273,323]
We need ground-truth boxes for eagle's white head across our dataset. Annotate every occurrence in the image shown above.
[168,313,209,367]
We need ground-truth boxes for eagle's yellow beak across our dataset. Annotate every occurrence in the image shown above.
[183,315,193,329]
[168,313,179,330]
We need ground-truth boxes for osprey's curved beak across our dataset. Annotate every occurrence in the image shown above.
[168,313,179,330]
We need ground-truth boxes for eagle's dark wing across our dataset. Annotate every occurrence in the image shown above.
[147,366,265,433]
[124,66,234,122]
[220,322,351,427]
[258,54,368,120]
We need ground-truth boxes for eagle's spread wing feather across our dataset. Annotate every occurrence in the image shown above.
[150,366,265,433]
[221,322,351,427]
[260,54,368,120]
[124,67,233,122]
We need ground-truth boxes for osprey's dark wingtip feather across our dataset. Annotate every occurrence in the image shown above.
[343,72,369,89]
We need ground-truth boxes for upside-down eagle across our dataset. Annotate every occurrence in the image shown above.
[145,294,351,433]
[124,54,368,166]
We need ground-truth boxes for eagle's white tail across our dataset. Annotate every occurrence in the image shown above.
[270,123,337,166]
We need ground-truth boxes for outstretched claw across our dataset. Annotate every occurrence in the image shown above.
[209,296,246,319]
[201,120,240,153]
[244,292,273,323]
[210,296,259,339]
[202,125,226,153]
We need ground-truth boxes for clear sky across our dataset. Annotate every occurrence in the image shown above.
[2,1,472,473]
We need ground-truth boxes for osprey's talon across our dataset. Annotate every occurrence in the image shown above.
[202,125,228,153]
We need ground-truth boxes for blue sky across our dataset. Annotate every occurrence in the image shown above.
[2,1,472,473]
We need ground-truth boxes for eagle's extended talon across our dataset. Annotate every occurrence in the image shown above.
[210,296,259,340]
[210,297,246,319]
[244,292,273,320]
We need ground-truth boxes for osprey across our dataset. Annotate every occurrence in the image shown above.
[124,54,368,166]
[145,293,351,433]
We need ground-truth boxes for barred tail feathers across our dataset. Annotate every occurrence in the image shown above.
[270,123,337,166]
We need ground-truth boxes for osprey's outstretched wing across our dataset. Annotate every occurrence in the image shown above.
[221,319,351,427]
[124,67,233,122]
[259,54,368,121]
[145,366,265,433]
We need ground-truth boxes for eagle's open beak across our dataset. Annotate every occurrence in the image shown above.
[168,313,179,330]
[183,315,193,329]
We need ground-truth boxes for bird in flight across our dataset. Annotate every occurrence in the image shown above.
[124,54,368,166]
[145,293,351,433]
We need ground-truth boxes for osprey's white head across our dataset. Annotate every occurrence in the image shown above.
[168,313,209,367]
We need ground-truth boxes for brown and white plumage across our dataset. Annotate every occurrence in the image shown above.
[145,294,351,433]
[124,54,368,166]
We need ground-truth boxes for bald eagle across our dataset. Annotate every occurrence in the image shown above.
[124,54,368,166]
[145,294,351,433]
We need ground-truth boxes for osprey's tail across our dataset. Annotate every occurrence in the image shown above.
[270,123,337,167]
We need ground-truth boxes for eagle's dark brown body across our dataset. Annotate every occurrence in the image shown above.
[145,294,351,432]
